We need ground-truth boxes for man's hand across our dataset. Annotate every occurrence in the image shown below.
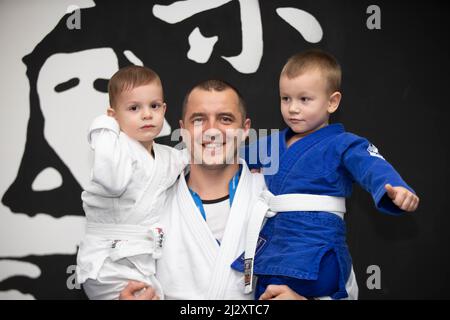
[385,184,419,212]
[119,281,160,300]
[258,285,307,300]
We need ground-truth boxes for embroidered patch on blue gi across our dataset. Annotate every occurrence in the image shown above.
[367,143,385,159]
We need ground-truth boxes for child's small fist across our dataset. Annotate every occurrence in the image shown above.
[384,184,419,212]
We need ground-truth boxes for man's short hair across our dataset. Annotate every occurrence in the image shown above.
[108,65,162,107]
[281,49,341,94]
[182,79,247,123]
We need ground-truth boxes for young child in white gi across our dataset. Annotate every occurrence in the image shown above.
[76,65,187,300]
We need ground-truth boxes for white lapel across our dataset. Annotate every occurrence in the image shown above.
[133,143,167,218]
[177,173,219,268]
[206,161,253,299]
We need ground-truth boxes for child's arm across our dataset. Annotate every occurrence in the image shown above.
[88,114,134,196]
[342,136,419,214]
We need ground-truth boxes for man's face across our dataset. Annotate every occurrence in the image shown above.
[180,88,250,168]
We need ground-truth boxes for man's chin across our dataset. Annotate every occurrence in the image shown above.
[200,162,229,170]
[192,154,238,167]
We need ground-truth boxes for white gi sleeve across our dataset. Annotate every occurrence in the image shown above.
[88,114,134,196]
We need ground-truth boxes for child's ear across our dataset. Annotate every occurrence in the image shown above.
[162,102,167,114]
[328,91,342,114]
[107,107,116,117]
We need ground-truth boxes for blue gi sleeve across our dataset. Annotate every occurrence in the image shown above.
[342,135,415,215]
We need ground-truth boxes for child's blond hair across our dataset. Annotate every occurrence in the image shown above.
[281,49,341,94]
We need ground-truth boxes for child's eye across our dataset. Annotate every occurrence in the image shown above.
[300,97,311,103]
[281,96,290,102]
[128,105,139,111]
[151,103,162,109]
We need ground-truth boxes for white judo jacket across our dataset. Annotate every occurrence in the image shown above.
[155,160,359,300]
[77,115,186,289]
[156,161,267,300]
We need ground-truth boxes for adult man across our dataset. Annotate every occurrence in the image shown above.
[119,80,357,300]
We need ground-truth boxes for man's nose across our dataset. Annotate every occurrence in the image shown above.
[203,126,223,142]
[203,116,224,131]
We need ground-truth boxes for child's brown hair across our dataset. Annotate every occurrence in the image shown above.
[108,65,162,107]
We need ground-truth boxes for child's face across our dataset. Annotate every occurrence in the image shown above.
[110,82,166,148]
[280,69,340,138]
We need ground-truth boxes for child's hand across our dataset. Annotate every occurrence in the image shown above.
[384,184,419,212]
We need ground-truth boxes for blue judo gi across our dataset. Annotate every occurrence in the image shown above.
[231,123,415,299]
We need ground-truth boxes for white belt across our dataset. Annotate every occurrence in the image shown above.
[86,222,164,248]
[243,190,346,294]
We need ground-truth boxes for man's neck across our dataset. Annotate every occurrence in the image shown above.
[187,163,240,201]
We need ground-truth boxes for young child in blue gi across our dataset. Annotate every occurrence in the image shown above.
[232,49,419,300]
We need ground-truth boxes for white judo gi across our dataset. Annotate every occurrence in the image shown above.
[76,115,186,300]
[156,160,359,300]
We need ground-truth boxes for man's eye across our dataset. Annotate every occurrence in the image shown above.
[221,117,233,123]
[193,119,203,125]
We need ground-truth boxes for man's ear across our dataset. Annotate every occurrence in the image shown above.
[241,118,251,142]
[179,119,184,129]
[328,91,342,114]
[107,107,116,117]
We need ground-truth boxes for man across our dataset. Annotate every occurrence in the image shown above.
[119,80,357,300]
